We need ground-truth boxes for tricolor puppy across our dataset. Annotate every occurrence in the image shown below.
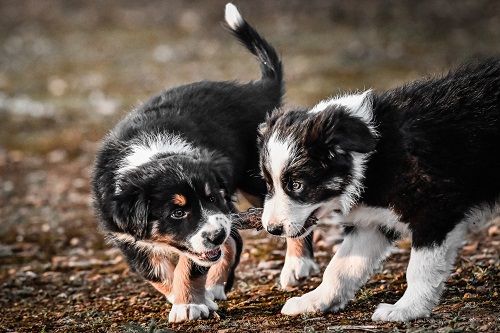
[258,59,500,321]
[92,4,283,323]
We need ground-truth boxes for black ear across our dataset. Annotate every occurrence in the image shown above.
[212,155,234,192]
[305,107,376,155]
[198,150,235,196]
[112,183,149,239]
[331,111,377,153]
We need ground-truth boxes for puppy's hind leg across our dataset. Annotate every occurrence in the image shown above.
[372,220,467,322]
[280,233,319,289]
[206,229,242,300]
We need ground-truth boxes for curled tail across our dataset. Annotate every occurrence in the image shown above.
[225,3,283,83]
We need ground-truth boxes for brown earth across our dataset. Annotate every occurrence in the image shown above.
[1,1,499,332]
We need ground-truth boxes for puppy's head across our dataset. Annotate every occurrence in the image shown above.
[111,153,233,267]
[258,91,377,238]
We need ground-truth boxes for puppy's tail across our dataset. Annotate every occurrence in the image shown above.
[224,3,283,84]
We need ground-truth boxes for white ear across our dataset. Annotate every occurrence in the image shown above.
[309,89,374,124]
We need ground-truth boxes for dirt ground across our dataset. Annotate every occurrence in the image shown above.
[1,1,499,332]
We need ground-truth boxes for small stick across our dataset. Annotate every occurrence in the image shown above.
[230,207,264,230]
[230,207,318,231]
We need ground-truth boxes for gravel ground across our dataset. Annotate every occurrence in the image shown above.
[1,1,499,332]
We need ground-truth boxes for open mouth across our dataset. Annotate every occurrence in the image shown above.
[194,247,222,262]
[289,209,319,238]
[304,208,320,228]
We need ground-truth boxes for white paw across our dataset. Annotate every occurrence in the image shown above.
[281,284,343,315]
[372,303,430,322]
[280,256,319,289]
[204,293,218,311]
[207,284,227,300]
[168,303,210,323]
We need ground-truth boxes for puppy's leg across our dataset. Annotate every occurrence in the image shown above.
[206,230,242,300]
[120,248,175,303]
[168,256,216,323]
[280,233,319,289]
[282,226,392,315]
[372,221,467,322]
[146,253,176,303]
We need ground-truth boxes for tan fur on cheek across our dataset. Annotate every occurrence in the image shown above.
[206,237,236,287]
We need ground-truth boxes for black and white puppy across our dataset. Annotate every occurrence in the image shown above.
[258,59,500,321]
[92,4,283,323]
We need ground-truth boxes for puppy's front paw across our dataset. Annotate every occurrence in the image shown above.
[168,303,210,323]
[281,285,341,315]
[206,284,227,301]
[280,256,319,289]
[204,292,218,311]
[372,303,430,322]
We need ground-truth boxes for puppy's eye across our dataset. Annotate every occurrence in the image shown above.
[288,180,303,192]
[208,195,217,203]
[171,208,187,219]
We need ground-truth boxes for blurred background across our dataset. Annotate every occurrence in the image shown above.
[1,1,499,331]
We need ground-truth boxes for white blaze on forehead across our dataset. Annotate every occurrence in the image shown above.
[262,133,319,235]
[118,134,193,174]
[266,132,294,185]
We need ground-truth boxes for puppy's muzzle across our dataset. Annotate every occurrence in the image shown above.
[266,223,284,236]
[203,228,226,246]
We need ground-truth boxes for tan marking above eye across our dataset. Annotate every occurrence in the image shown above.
[172,194,187,206]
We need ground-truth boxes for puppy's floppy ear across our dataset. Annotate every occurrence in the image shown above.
[211,156,233,191]
[112,182,149,239]
[331,112,376,153]
[305,106,376,155]
[198,150,234,200]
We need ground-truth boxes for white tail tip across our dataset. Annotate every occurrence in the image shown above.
[225,3,244,30]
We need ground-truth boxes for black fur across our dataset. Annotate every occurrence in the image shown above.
[224,227,243,293]
[261,58,500,247]
[364,59,500,247]
[92,14,283,289]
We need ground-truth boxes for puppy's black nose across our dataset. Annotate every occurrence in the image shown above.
[267,224,284,236]
[207,228,226,246]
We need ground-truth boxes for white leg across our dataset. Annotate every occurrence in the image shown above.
[206,284,227,301]
[282,226,392,315]
[168,257,217,323]
[280,235,319,289]
[372,222,467,322]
